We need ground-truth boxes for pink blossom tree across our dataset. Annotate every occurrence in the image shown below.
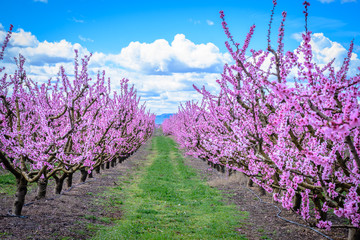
[0,28,154,215]
[164,1,360,236]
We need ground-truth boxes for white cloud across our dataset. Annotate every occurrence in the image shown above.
[4,26,358,115]
[0,28,39,48]
[34,0,48,3]
[291,32,303,42]
[206,20,214,26]
[91,34,231,75]
[341,0,357,2]
[7,40,89,65]
[79,35,94,42]
[317,0,335,3]
[290,32,359,77]
[309,33,360,76]
[11,29,39,47]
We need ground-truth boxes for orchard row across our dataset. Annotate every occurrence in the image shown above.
[163,1,360,234]
[0,26,155,216]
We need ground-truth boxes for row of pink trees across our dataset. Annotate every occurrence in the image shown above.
[163,1,360,237]
[0,26,155,216]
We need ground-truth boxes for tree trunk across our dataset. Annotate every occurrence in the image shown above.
[247,178,253,187]
[13,176,28,216]
[258,185,266,196]
[220,165,225,174]
[314,198,327,221]
[215,164,221,172]
[106,162,110,169]
[293,192,302,212]
[228,168,234,176]
[95,166,100,174]
[88,171,93,178]
[67,173,73,188]
[348,228,360,240]
[36,178,48,199]
[80,169,88,182]
[111,159,115,168]
[54,174,67,194]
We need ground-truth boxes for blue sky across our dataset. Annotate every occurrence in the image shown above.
[1,0,360,114]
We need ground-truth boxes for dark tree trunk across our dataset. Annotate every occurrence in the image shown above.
[207,161,211,166]
[101,163,105,170]
[106,161,110,169]
[258,185,266,196]
[220,165,225,174]
[80,169,88,182]
[247,178,253,187]
[111,159,115,168]
[88,171,93,178]
[67,173,73,188]
[95,166,100,174]
[13,176,28,216]
[314,198,327,221]
[215,164,220,172]
[36,178,48,199]
[293,192,302,212]
[228,168,234,176]
[54,174,67,194]
[348,228,360,240]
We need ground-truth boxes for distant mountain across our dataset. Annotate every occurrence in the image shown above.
[155,113,174,125]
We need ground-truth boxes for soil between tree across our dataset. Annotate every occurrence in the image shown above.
[0,134,349,240]
[0,139,152,240]
[182,153,348,240]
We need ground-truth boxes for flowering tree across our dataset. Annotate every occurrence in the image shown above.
[0,27,155,215]
[164,1,360,236]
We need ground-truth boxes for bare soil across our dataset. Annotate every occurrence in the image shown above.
[182,154,348,240]
[0,135,349,240]
[0,139,151,240]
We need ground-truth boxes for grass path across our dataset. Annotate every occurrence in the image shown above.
[93,136,247,240]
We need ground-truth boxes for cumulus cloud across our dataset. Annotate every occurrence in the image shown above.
[1,26,227,114]
[94,34,231,74]
[5,25,359,114]
[0,28,39,48]
[310,33,360,75]
[289,32,359,77]
[8,40,89,65]
[34,0,48,3]
[317,0,335,3]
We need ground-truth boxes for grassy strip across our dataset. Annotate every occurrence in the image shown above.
[0,172,16,195]
[93,136,248,240]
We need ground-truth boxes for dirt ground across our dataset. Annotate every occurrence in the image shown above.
[0,135,349,240]
[182,154,348,240]
[0,139,151,240]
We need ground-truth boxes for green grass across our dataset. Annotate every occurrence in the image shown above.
[0,172,17,195]
[93,136,248,240]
